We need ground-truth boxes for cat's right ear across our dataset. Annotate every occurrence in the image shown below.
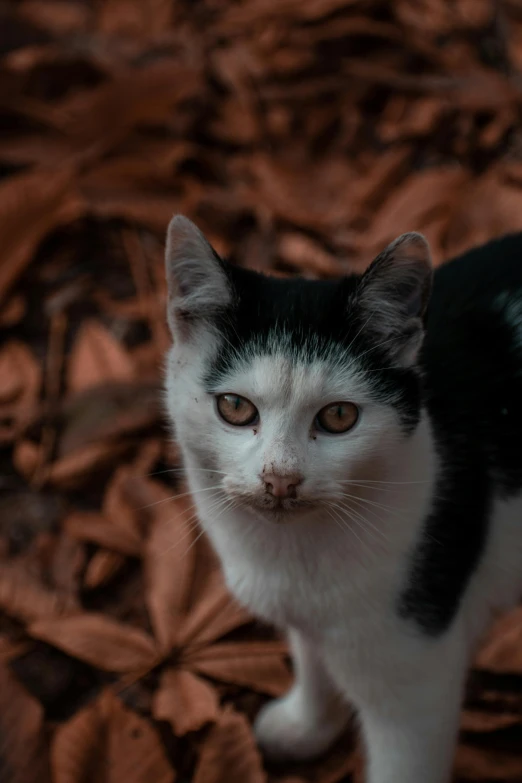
[165,215,232,341]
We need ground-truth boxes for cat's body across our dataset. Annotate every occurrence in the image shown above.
[164,218,522,783]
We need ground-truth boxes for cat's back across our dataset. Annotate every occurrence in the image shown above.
[422,233,522,492]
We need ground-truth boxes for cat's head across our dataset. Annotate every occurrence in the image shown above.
[164,215,432,521]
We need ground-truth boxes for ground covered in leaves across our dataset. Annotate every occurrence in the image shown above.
[1,0,522,781]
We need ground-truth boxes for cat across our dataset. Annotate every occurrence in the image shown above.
[164,214,522,783]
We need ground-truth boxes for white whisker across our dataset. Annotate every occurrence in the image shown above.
[139,484,223,510]
[325,506,370,554]
[328,500,388,547]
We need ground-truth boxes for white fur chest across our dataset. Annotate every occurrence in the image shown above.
[200,505,400,642]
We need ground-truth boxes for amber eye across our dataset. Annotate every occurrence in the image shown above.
[216,394,259,427]
[315,402,359,434]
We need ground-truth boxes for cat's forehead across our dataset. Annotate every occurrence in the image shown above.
[208,347,370,409]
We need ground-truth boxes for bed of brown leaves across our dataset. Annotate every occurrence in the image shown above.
[1,1,522,781]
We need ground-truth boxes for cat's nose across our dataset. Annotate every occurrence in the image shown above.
[263,473,302,499]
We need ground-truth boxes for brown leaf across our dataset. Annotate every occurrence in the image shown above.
[29,614,158,672]
[455,744,522,780]
[0,294,26,327]
[365,166,468,252]
[0,166,82,302]
[144,483,199,652]
[153,668,219,735]
[83,186,182,233]
[83,551,126,590]
[58,381,160,457]
[12,439,42,480]
[65,511,142,556]
[102,466,145,534]
[97,0,174,38]
[475,607,522,674]
[278,234,341,277]
[193,708,266,783]
[0,666,51,783]
[44,440,133,490]
[177,565,251,648]
[242,154,357,231]
[461,709,521,733]
[444,173,522,259]
[0,561,77,624]
[0,341,41,442]
[185,641,291,697]
[18,1,90,36]
[57,60,201,156]
[67,320,135,393]
[52,688,175,783]
[49,532,86,596]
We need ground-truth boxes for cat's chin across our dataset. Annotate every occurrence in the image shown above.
[245,499,316,524]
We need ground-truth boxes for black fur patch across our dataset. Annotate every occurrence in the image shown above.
[399,233,522,635]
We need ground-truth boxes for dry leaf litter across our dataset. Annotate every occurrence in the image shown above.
[1,1,522,781]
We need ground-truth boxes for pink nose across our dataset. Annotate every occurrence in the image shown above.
[263,473,302,499]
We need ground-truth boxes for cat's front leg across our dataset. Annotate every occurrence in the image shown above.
[355,641,467,783]
[254,628,351,762]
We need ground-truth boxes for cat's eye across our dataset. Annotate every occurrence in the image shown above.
[315,402,359,434]
[216,394,259,427]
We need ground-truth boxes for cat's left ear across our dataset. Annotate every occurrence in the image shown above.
[356,232,432,366]
[165,215,232,341]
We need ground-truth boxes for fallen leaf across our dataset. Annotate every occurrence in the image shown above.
[52,688,175,783]
[475,607,522,674]
[0,166,82,302]
[83,550,127,590]
[58,381,160,456]
[0,561,77,624]
[29,614,158,672]
[461,709,522,733]
[49,532,86,596]
[0,341,41,442]
[278,233,341,277]
[153,668,219,735]
[67,320,135,393]
[97,0,174,39]
[44,440,133,490]
[57,60,201,157]
[455,744,522,780]
[364,166,468,252]
[66,511,142,557]
[144,483,199,653]
[193,708,266,783]
[0,666,51,783]
[177,565,251,648]
[185,641,291,697]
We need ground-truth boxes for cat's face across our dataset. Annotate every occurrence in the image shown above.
[164,216,432,522]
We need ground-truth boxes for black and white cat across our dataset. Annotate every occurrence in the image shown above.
[164,215,522,783]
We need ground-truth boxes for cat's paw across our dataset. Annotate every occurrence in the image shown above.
[254,692,348,762]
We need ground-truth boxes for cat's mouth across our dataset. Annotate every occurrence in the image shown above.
[243,494,316,521]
